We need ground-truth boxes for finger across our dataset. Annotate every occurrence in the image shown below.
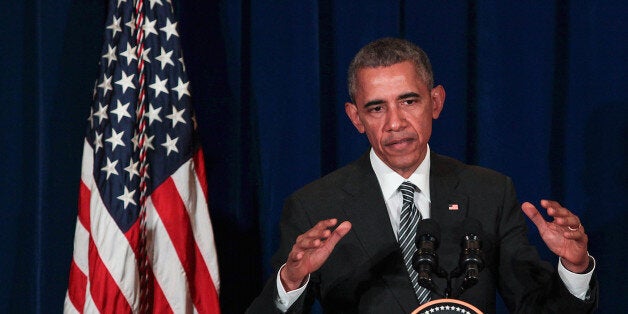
[294,233,326,252]
[303,227,332,242]
[286,248,304,264]
[314,221,350,257]
[296,218,338,247]
[521,202,547,230]
[540,199,563,209]
[311,219,339,238]
[287,221,351,267]
[314,218,339,230]
[564,223,586,236]
[328,221,351,242]
[563,227,588,242]
[541,200,581,228]
[322,221,352,249]
[554,216,581,228]
[541,199,570,217]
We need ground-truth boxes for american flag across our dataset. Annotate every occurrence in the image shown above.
[64,0,220,313]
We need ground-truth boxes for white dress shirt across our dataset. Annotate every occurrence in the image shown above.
[370,146,431,239]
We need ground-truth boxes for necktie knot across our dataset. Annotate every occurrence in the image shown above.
[399,181,419,201]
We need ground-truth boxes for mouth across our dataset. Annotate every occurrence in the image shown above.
[384,137,415,150]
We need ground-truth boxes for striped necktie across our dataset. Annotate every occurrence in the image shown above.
[398,181,431,304]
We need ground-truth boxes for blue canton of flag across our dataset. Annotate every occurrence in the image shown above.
[89,0,194,231]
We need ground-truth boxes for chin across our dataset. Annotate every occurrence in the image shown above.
[389,159,420,172]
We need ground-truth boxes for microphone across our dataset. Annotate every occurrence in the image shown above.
[457,218,485,294]
[412,219,441,292]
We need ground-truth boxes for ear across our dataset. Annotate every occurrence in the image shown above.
[431,85,446,119]
[345,102,365,133]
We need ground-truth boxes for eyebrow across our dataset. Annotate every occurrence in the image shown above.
[364,99,385,108]
[398,92,421,100]
[363,92,421,108]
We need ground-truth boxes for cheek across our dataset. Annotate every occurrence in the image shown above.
[411,118,432,138]
[363,127,382,145]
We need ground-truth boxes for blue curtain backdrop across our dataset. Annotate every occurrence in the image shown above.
[1,1,626,313]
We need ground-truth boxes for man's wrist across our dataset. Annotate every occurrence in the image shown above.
[557,255,595,301]
[280,266,307,291]
[276,265,310,312]
[561,255,593,274]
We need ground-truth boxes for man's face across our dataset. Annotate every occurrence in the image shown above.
[345,61,445,178]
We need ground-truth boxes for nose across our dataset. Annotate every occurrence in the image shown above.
[385,105,406,132]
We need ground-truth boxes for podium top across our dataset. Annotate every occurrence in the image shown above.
[411,298,483,314]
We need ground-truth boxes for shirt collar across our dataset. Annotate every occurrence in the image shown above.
[370,145,431,201]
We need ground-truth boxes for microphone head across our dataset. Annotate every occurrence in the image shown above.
[416,219,441,246]
[458,217,483,248]
[462,217,483,234]
[413,219,441,285]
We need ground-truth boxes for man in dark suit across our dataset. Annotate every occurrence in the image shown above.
[248,38,597,313]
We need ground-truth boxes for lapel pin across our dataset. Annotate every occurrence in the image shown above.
[448,203,459,211]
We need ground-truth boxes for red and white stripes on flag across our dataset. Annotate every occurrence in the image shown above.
[64,0,220,312]
[65,143,220,313]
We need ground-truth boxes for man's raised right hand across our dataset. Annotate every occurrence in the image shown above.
[280,218,352,291]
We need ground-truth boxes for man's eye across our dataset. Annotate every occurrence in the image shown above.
[369,106,383,112]
[403,99,417,105]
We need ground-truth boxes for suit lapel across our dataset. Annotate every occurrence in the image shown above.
[341,153,420,312]
[340,153,397,266]
[430,152,468,225]
[429,152,469,271]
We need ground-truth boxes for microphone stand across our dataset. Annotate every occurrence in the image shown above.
[417,266,451,298]
[444,270,452,299]
[418,261,480,299]
[413,219,484,300]
[414,268,485,314]
[410,219,486,314]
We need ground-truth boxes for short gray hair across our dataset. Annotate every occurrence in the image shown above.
[347,38,434,102]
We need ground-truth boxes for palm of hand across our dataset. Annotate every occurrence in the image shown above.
[288,241,334,277]
[539,221,586,263]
